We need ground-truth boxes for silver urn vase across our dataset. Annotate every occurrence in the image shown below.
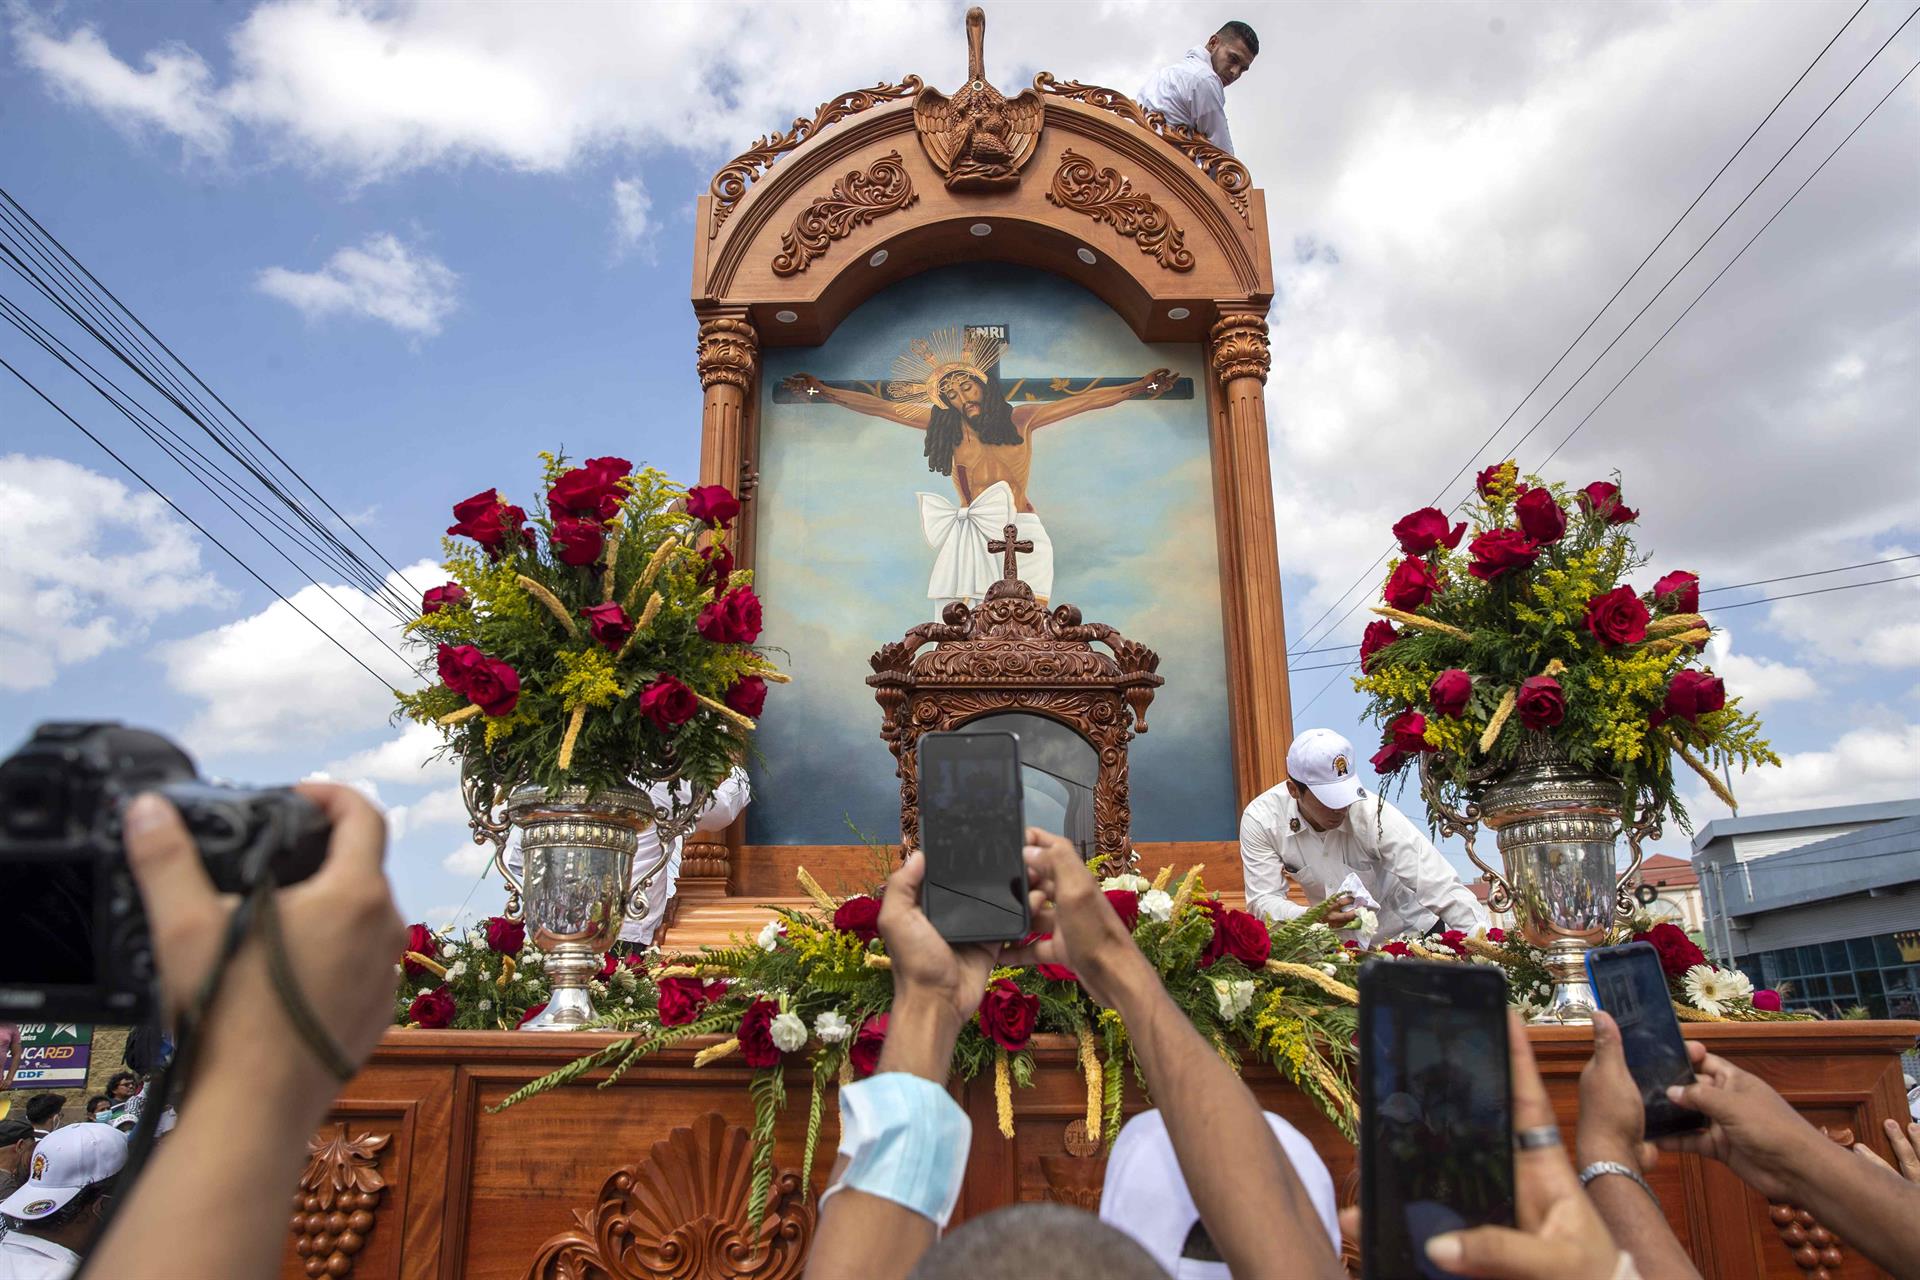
[1423,738,1647,1024]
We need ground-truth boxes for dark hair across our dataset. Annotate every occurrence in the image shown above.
[25,1094,63,1125]
[0,1118,32,1146]
[105,1071,139,1096]
[3,1177,111,1234]
[86,1095,111,1116]
[1217,20,1259,55]
[909,1203,1166,1279]
[924,374,1022,477]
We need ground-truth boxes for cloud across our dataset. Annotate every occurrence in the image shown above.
[0,454,227,690]
[442,841,493,876]
[322,721,457,786]
[610,175,655,260]
[1755,549,1920,670]
[1702,630,1817,710]
[256,233,459,335]
[12,17,228,153]
[388,786,467,842]
[1688,720,1920,821]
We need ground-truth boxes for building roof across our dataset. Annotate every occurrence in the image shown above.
[1641,853,1699,890]
[1715,815,1920,917]
[1690,796,1920,855]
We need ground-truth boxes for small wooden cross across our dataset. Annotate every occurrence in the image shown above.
[986,522,1034,582]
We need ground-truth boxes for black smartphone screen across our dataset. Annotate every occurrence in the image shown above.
[916,731,1029,943]
[1588,942,1704,1138]
[1361,960,1514,1279]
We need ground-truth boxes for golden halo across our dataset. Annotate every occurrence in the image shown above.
[887,326,1005,409]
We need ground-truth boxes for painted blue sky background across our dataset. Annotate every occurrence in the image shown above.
[2,1,1915,932]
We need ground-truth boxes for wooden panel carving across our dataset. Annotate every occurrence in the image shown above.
[707,80,922,237]
[696,317,759,393]
[290,1125,389,1279]
[1766,1128,1853,1278]
[1032,74,1253,228]
[771,152,917,277]
[869,537,1162,866]
[524,1111,813,1280]
[913,8,1042,192]
[1037,1119,1106,1211]
[1210,312,1272,385]
[1047,150,1194,273]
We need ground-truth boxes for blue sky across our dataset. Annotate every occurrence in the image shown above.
[3,0,1915,929]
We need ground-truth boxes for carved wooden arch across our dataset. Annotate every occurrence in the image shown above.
[868,559,1162,866]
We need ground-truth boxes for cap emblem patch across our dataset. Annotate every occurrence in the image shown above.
[22,1198,54,1215]
[1333,755,1349,777]
[31,1153,46,1180]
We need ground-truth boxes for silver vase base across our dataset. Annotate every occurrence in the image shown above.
[519,985,598,1031]
[1528,978,1597,1026]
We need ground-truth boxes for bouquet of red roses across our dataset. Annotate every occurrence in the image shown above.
[1356,460,1777,830]
[397,455,782,795]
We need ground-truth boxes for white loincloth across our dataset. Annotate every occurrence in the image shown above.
[917,481,1055,611]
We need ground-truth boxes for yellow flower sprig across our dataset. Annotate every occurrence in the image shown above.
[693,1037,740,1067]
[695,690,756,731]
[1149,864,1173,893]
[1369,605,1472,641]
[1077,1025,1102,1143]
[404,951,447,979]
[438,705,484,727]
[796,866,840,913]
[624,537,681,613]
[994,1049,1014,1139]
[517,574,580,637]
[1169,864,1204,917]
[615,592,664,662]
[556,704,589,772]
[1263,959,1359,1004]
[599,526,623,602]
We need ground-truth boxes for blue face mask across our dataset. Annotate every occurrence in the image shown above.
[821,1073,973,1229]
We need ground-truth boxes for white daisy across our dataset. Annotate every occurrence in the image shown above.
[1683,964,1743,1016]
[478,999,493,1012]
[445,960,466,981]
[440,943,457,959]
[1138,889,1174,922]
[1101,873,1150,893]
[1346,907,1379,939]
[814,1010,852,1044]
[1211,978,1257,1020]
[769,1012,809,1053]
[757,920,785,951]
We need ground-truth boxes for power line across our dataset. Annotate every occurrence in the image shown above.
[1284,3,1901,664]
[1704,570,1920,611]
[1700,553,1920,595]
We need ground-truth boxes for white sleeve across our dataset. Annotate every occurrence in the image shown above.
[693,767,751,834]
[1240,798,1303,923]
[1192,77,1234,156]
[1378,804,1487,930]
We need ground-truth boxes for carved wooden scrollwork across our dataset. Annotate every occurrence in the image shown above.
[1209,313,1271,385]
[696,318,759,393]
[1046,150,1193,273]
[869,556,1162,866]
[771,152,917,277]
[707,79,922,237]
[913,8,1043,192]
[290,1125,389,1279]
[525,1112,814,1280]
[1766,1128,1854,1278]
[1038,1119,1108,1211]
[1032,74,1253,227]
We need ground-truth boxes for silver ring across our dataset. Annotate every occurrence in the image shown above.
[1514,1126,1562,1151]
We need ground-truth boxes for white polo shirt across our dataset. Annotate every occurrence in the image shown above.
[1239,784,1486,941]
[0,1231,81,1279]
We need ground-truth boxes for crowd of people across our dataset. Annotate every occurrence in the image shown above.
[0,782,1914,1279]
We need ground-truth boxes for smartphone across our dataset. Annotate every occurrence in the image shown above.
[1360,960,1514,1280]
[1586,942,1706,1138]
[915,731,1030,943]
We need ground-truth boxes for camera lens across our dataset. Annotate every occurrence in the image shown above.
[0,763,68,839]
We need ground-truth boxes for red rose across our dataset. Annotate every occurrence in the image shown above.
[697,544,735,594]
[1383,557,1439,611]
[447,490,528,558]
[581,602,634,652]
[1435,929,1468,956]
[1634,922,1706,979]
[402,923,436,979]
[637,674,698,729]
[1752,989,1782,1012]
[1025,933,1078,983]
[483,916,524,954]
[1515,675,1565,730]
[697,587,763,645]
[1578,481,1638,524]
[1200,902,1270,968]
[461,655,521,717]
[436,643,482,695]
[1370,743,1410,775]
[1658,670,1725,725]
[737,998,783,1068]
[547,458,629,522]
[421,583,467,614]
[833,895,882,942]
[408,986,456,1029]
[622,952,649,974]
[1514,488,1566,544]
[657,976,721,1026]
[1486,927,1506,943]
[1430,669,1472,718]
[1584,586,1650,648]
[516,1001,548,1028]
[1387,710,1433,755]
[723,676,767,719]
[1391,507,1467,556]
[1104,889,1140,930]
[1651,571,1699,614]
[1467,528,1539,581]
[850,1013,888,1078]
[686,484,741,527]
[1359,621,1399,674]
[598,952,620,980]
[1381,941,1412,957]
[978,978,1039,1051]
[1475,462,1514,498]
[550,516,605,567]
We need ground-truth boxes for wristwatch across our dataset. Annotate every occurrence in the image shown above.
[1579,1160,1659,1205]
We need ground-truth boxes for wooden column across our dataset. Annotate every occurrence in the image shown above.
[1209,308,1293,806]
[691,312,760,903]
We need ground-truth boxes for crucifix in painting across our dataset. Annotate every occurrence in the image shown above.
[778,325,1184,606]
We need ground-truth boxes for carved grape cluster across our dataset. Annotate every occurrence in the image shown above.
[290,1185,380,1278]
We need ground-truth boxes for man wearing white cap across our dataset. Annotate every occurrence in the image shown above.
[0,1122,127,1277]
[1239,728,1485,941]
[1100,1107,1341,1277]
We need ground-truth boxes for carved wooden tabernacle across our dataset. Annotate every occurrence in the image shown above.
[867,526,1163,866]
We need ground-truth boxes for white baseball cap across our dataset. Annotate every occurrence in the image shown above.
[1099,1108,1341,1277]
[1287,728,1365,810]
[0,1122,127,1221]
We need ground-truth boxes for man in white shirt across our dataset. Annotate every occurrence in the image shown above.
[1239,728,1485,943]
[0,1122,126,1278]
[1136,21,1259,157]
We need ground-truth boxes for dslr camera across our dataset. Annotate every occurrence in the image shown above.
[0,722,331,1023]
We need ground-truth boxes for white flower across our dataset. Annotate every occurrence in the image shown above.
[1684,964,1749,1015]
[417,986,433,996]
[769,1012,809,1053]
[1346,907,1379,939]
[1211,978,1257,1020]
[623,996,634,1006]
[445,961,466,981]
[1101,873,1150,893]
[1138,889,1174,922]
[757,920,785,952]
[440,943,457,959]
[814,1010,852,1044]
[393,963,403,976]
[1320,963,1338,977]
[477,999,493,1012]
[587,979,607,996]
[1514,997,1544,1021]
[1308,921,1332,934]
[1535,983,1552,998]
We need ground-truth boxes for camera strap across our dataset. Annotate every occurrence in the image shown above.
[254,887,357,1082]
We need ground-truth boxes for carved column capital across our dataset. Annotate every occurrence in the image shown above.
[696,317,760,392]
[1209,312,1271,385]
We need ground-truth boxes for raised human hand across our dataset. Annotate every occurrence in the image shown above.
[999,828,1147,1008]
[876,850,1001,1031]
[783,372,828,398]
[1852,1116,1920,1184]
[1654,1040,1821,1201]
[1576,1012,1659,1174]
[1136,368,1176,396]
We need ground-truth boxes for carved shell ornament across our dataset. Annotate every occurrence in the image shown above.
[914,7,1044,191]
